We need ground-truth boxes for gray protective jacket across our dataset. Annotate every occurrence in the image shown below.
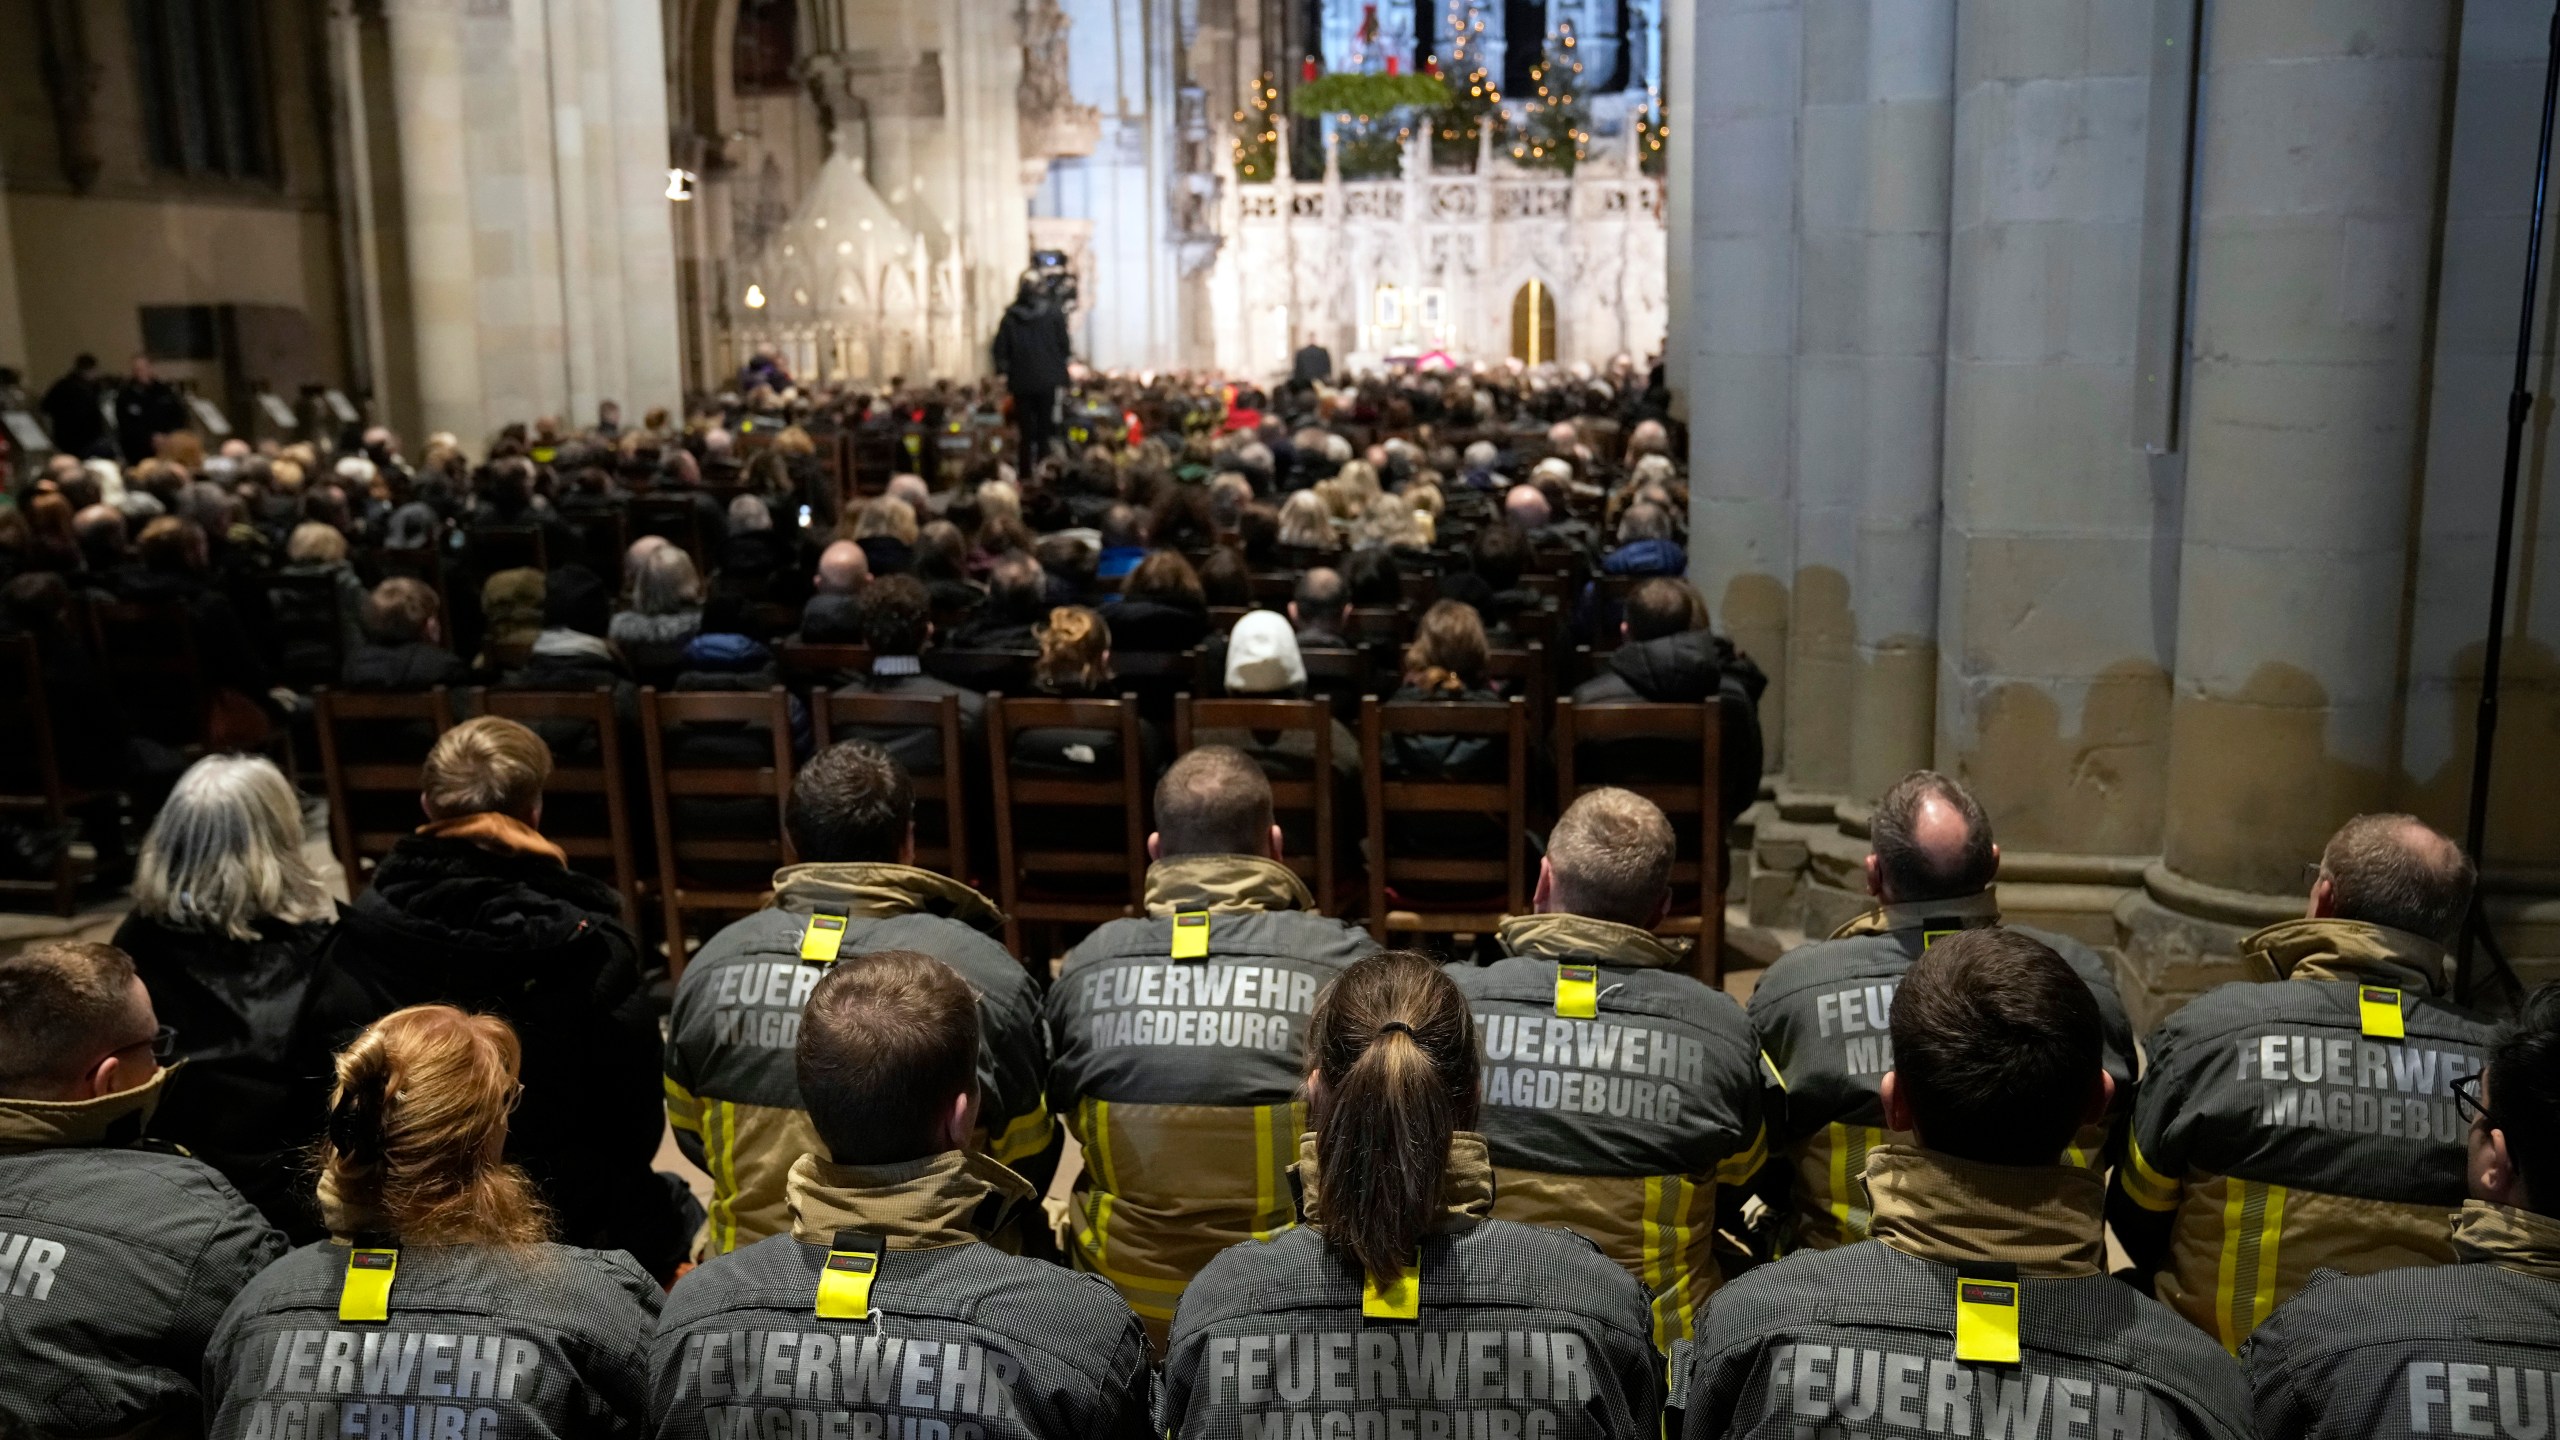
[2243,1201,2560,1439]
[650,1149,1153,1440]
[203,1238,661,1439]
[666,863,1050,1256]
[1678,1146,2252,1440]
[1448,914,1766,1348]
[1045,855,1376,1342]
[1746,893,2138,1251]
[1163,1134,1664,1440]
[0,1070,287,1438]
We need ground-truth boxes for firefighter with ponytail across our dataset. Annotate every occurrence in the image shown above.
[1161,952,1663,1440]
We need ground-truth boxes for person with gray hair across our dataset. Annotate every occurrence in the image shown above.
[1748,769,2138,1255]
[1447,787,1767,1347]
[0,938,287,1439]
[609,542,705,678]
[2110,813,2497,1345]
[109,754,340,1237]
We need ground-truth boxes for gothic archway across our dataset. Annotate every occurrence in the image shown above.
[1510,278,1558,366]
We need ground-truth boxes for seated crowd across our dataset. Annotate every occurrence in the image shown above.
[0,372,2548,1440]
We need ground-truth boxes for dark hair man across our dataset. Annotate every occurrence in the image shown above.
[665,741,1051,1254]
[834,574,985,774]
[952,552,1049,651]
[651,952,1153,1440]
[342,575,472,690]
[0,941,286,1437]
[2112,813,2494,1348]
[1045,746,1377,1349]
[1288,567,1352,650]
[1682,931,2251,1440]
[1447,788,1765,1346]
[1567,576,1767,828]
[1748,770,2138,1252]
[2244,982,2560,1438]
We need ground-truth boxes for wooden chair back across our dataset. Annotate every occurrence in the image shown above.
[778,642,872,689]
[986,694,1147,954]
[1176,695,1336,914]
[813,691,971,879]
[470,524,548,575]
[638,686,798,975]
[313,687,458,885]
[630,494,707,567]
[1359,695,1528,940]
[470,687,642,934]
[1554,697,1727,983]
[1484,643,1552,730]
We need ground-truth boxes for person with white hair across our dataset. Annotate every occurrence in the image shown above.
[1198,609,1363,795]
[1461,439,1504,490]
[610,542,705,677]
[109,754,341,1238]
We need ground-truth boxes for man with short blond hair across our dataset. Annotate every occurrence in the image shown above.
[1448,787,1765,1346]
[420,714,553,821]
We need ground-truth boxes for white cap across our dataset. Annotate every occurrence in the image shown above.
[1224,610,1307,695]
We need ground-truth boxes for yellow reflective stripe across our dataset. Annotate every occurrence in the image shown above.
[1669,1176,1700,1345]
[1082,1099,1118,1193]
[708,1100,740,1254]
[992,1105,1054,1164]
[664,1075,700,1133]
[1716,1122,1769,1187]
[2247,1183,2287,1344]
[1760,1050,1788,1092]
[2213,1180,2247,1353]
[1826,1124,1878,1242]
[2213,1179,2287,1353]
[1251,1104,1300,1241]
[2122,1133,2182,1212]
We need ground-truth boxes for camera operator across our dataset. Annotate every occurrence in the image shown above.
[993,256,1075,475]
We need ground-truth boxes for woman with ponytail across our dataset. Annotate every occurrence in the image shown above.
[200,1006,660,1439]
[1161,953,1661,1440]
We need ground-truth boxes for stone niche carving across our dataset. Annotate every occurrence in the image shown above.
[1018,0,1099,188]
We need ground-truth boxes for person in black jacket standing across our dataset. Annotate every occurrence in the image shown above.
[114,353,190,464]
[991,273,1073,474]
[40,352,106,458]
[305,715,690,1280]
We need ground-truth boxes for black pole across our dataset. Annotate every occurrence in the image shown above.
[2458,0,2560,1004]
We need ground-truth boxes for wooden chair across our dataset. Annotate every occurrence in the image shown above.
[567,508,630,586]
[470,524,548,575]
[814,691,971,878]
[1360,695,1529,941]
[471,687,642,935]
[1206,605,1252,635]
[1176,696,1336,914]
[639,687,798,976]
[0,634,92,914]
[313,687,457,885]
[925,648,1033,695]
[1554,697,1728,983]
[373,545,448,610]
[1485,643,1552,730]
[777,641,871,689]
[1298,647,1374,722]
[1109,648,1199,727]
[986,694,1148,955]
[630,494,707,567]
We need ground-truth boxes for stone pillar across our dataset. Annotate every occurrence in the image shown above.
[2122,0,2459,1015]
[609,0,684,418]
[1679,0,1799,773]
[577,0,628,413]
[385,0,485,443]
[542,0,598,419]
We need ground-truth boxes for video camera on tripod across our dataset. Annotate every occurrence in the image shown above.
[1023,249,1078,313]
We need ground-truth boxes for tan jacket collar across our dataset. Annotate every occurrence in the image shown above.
[1830,890,2003,941]
[2453,1201,2560,1283]
[417,811,568,867]
[785,1148,1038,1251]
[1293,1130,1497,1231]
[2239,917,2446,994]
[1498,913,1688,971]
[1145,854,1314,916]
[1863,1144,2107,1279]
[771,862,1005,936]
[0,1068,171,1156]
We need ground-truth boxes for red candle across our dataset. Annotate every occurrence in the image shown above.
[1386,55,1400,75]
[1302,55,1319,81]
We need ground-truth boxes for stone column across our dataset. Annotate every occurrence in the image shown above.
[385,0,485,443]
[542,0,598,420]
[1678,0,1800,771]
[2122,0,2459,1012]
[609,0,684,418]
[577,0,629,413]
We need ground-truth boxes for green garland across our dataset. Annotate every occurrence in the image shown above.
[1290,71,1449,118]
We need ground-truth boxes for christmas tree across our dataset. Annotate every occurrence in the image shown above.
[1233,71,1280,182]
[1508,24,1590,173]
[1632,90,1667,177]
[1427,0,1500,170]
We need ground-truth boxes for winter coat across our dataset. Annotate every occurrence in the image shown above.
[1568,631,1768,827]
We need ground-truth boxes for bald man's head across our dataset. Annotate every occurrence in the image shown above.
[1504,484,1551,530]
[1867,771,1997,904]
[815,540,872,596]
[2313,814,2475,944]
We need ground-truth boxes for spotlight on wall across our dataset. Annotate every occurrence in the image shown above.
[744,284,767,309]
[665,168,696,201]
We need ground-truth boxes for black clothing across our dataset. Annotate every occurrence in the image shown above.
[992,299,1074,393]
[41,366,106,457]
[1103,596,1210,653]
[1568,631,1768,828]
[307,831,688,1280]
[1289,343,1333,385]
[111,911,339,1242]
[340,639,472,691]
[831,669,987,774]
[115,376,190,463]
[798,591,866,644]
[949,616,1038,652]
[119,567,274,705]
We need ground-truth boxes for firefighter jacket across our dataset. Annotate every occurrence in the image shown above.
[0,1069,287,1438]
[665,862,1051,1255]
[2108,916,2493,1351]
[1045,854,1377,1344]
[1678,1145,2252,1440]
[649,1148,1155,1440]
[1162,1132,1664,1440]
[2243,1200,2560,1439]
[1746,892,2138,1251]
[1447,913,1767,1348]
[203,1238,661,1439]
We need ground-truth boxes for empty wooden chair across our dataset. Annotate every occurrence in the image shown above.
[986,694,1148,955]
[314,687,458,885]
[639,687,798,975]
[1553,697,1727,984]
[814,691,971,879]
[1360,694,1529,942]
[1176,695,1338,914]
[471,687,643,935]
